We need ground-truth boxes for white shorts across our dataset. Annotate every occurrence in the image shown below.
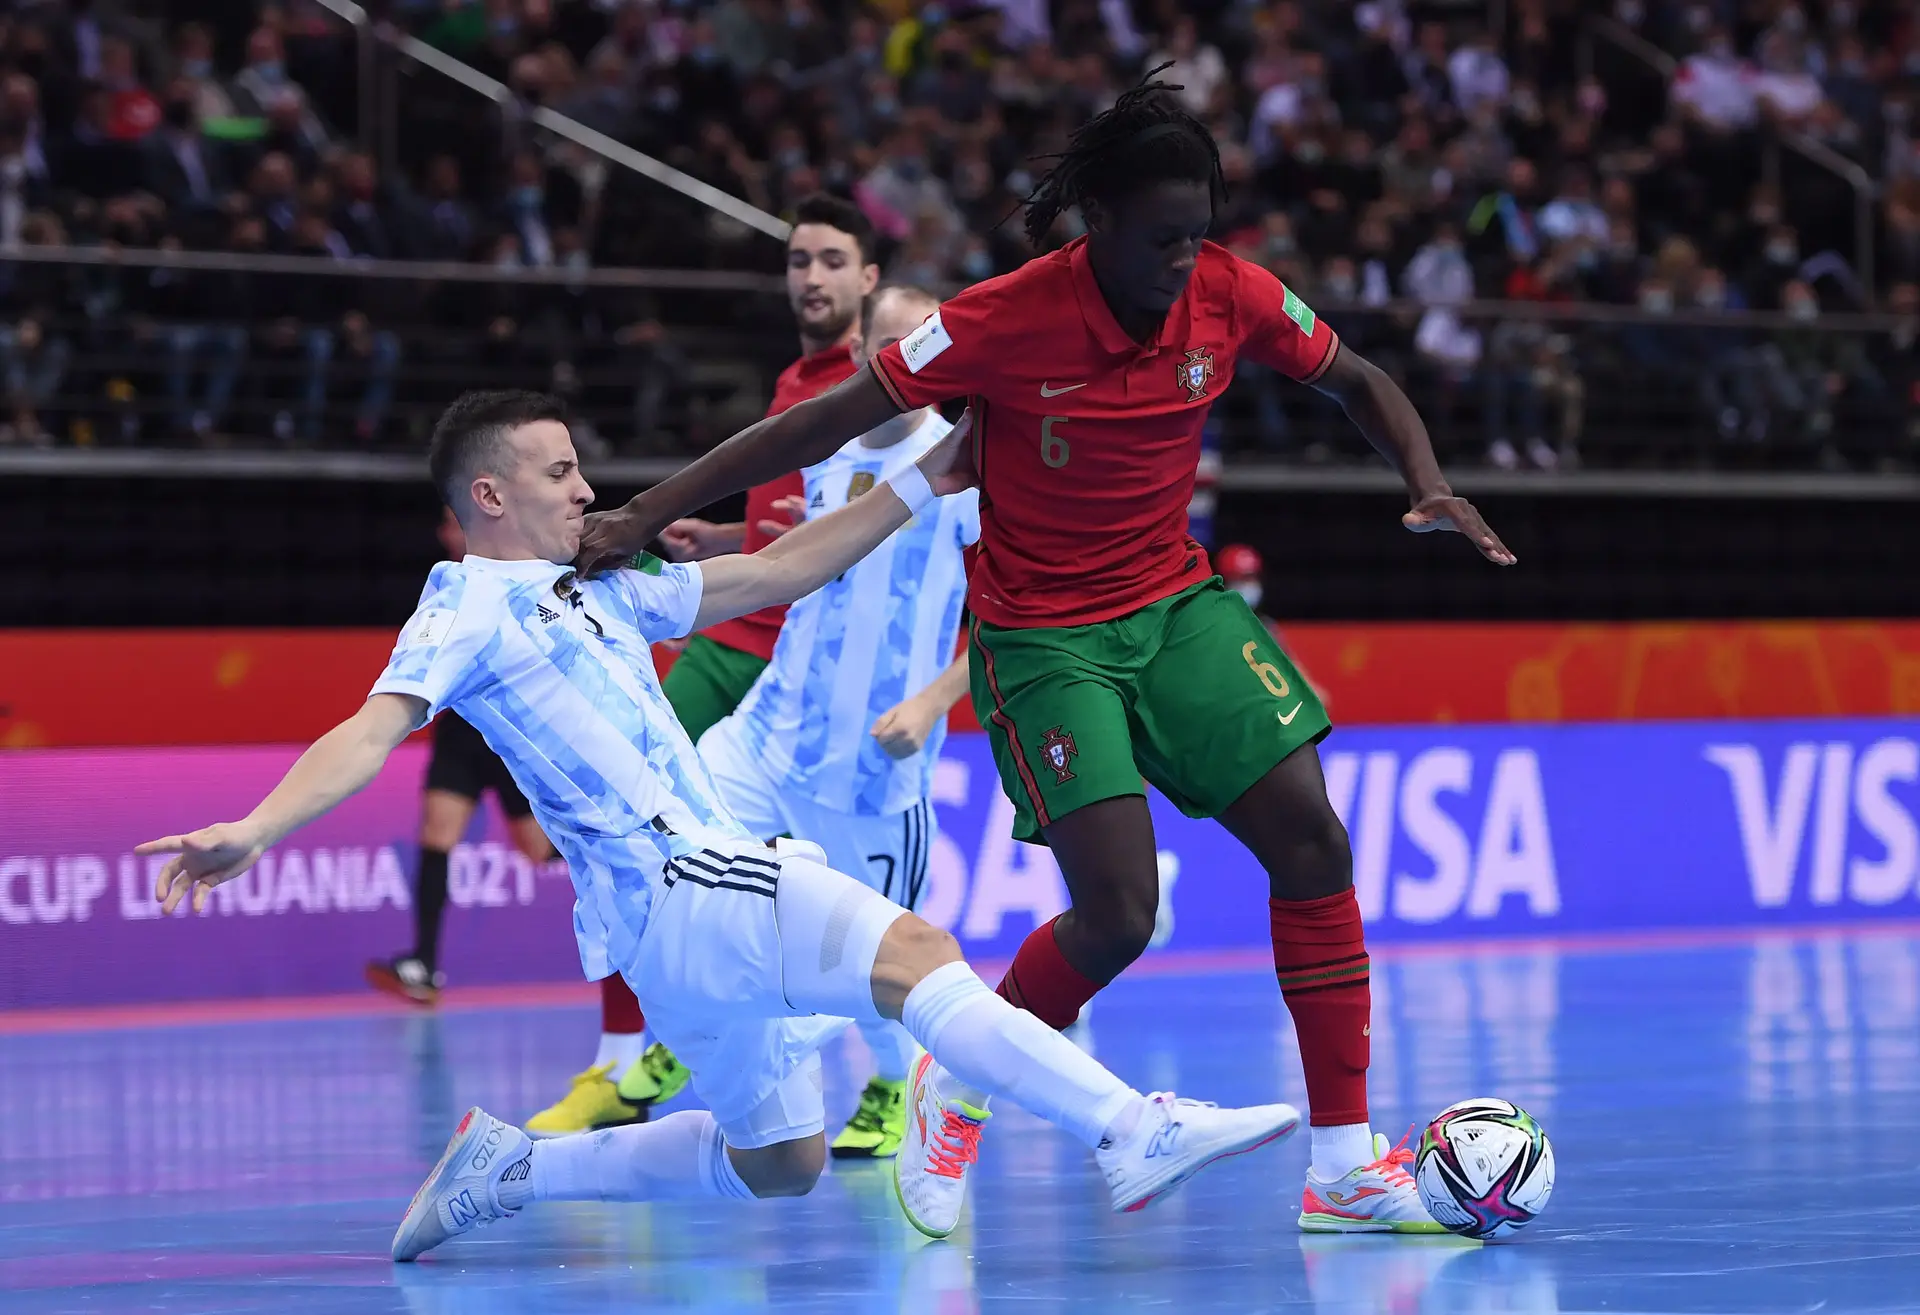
[698,713,935,913]
[620,842,908,1149]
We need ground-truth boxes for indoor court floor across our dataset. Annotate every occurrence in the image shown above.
[3,927,1917,1314]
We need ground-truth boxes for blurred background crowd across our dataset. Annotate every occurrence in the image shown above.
[0,0,1918,472]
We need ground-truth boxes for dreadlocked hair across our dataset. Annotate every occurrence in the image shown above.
[1021,63,1226,249]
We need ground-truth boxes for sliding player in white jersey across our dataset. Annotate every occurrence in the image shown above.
[696,286,976,1160]
[136,390,1301,1256]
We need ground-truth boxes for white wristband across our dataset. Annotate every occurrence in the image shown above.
[889,462,935,515]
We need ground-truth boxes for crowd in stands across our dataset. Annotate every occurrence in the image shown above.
[0,0,1916,471]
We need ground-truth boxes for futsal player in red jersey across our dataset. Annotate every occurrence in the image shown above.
[526,195,876,1137]
[580,74,1513,1236]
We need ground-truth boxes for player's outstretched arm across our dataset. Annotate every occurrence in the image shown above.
[137,693,425,914]
[871,651,970,759]
[1312,344,1517,566]
[578,369,904,573]
[688,416,972,631]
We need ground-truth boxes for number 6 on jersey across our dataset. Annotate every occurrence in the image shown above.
[1041,416,1070,468]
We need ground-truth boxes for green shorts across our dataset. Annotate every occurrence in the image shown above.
[970,578,1331,844]
[662,633,769,741]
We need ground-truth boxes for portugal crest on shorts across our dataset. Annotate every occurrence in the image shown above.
[1178,348,1216,401]
[1037,726,1078,784]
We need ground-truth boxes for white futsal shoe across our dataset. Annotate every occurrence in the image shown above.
[893,1053,989,1239]
[1097,1092,1302,1214]
[392,1106,530,1261]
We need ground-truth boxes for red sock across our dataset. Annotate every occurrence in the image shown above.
[1270,891,1371,1127]
[994,916,1101,1030]
[600,973,645,1034]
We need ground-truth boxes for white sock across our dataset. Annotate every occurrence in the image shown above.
[499,1110,756,1207]
[1310,1122,1375,1181]
[858,1018,917,1083]
[899,960,1143,1149]
[592,1030,646,1072]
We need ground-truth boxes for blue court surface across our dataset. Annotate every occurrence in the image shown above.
[3,927,1917,1314]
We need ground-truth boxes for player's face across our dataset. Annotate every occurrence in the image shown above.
[1090,179,1214,316]
[499,420,595,562]
[787,223,877,346]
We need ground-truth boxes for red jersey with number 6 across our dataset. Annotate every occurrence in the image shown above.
[700,341,860,658]
[870,239,1338,629]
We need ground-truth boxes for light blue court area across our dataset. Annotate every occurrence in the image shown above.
[3,929,1919,1314]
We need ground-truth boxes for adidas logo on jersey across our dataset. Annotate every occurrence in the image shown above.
[536,604,559,624]
[808,490,825,509]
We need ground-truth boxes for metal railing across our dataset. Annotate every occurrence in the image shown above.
[0,249,1913,490]
[309,0,792,242]
[1579,15,1879,297]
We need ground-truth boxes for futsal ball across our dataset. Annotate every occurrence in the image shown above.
[1414,1098,1555,1239]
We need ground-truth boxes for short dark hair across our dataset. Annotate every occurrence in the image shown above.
[427,390,568,512]
[1021,64,1224,248]
[790,192,879,266]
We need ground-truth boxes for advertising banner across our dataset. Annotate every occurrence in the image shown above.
[3,720,1917,1011]
[6,621,1918,747]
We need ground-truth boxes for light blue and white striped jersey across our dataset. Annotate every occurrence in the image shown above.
[732,413,980,815]
[370,554,746,981]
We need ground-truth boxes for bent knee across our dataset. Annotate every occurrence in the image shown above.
[1074,883,1159,969]
[871,914,964,1018]
[892,915,963,971]
[736,1133,826,1199]
[1268,808,1353,901]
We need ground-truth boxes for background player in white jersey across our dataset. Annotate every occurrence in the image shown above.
[135,390,1302,1253]
[694,285,976,1160]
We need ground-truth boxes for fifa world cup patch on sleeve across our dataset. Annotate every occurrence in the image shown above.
[409,608,455,647]
[899,310,952,374]
[1282,288,1317,337]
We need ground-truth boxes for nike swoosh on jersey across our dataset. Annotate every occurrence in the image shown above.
[1039,381,1087,397]
[1278,702,1305,725]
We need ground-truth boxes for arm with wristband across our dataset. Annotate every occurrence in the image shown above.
[686,418,966,633]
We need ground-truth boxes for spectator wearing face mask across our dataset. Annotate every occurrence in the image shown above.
[494,149,579,268]
[1745,223,1803,310]
[231,27,330,162]
[857,127,958,245]
[1756,278,1865,466]
[140,79,231,217]
[171,23,236,125]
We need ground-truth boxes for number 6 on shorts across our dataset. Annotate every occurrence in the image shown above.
[1242,641,1291,698]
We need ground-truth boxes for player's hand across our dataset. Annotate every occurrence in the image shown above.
[138,823,269,915]
[870,695,943,759]
[916,409,977,496]
[577,499,667,575]
[755,493,808,539]
[1403,494,1516,565]
[659,516,731,562]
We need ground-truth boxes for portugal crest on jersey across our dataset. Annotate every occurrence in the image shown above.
[1178,348,1216,401]
[1037,726,1078,784]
